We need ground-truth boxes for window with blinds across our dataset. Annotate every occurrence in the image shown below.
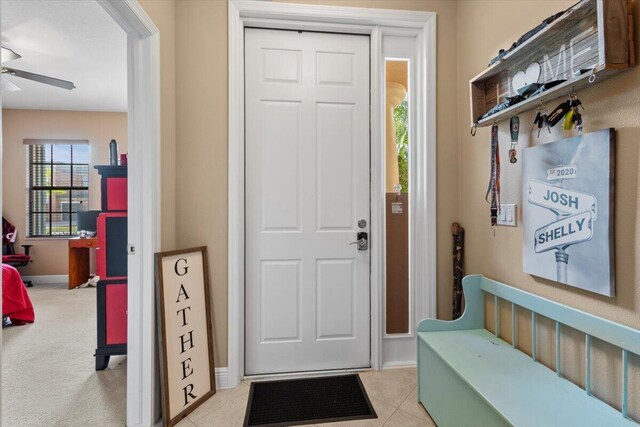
[27,143,90,237]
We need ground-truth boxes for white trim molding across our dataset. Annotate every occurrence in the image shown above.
[215,367,231,390]
[98,2,161,426]
[228,0,437,389]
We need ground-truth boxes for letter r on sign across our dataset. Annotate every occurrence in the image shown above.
[183,383,198,407]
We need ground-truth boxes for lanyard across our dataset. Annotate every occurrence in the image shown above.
[485,124,500,227]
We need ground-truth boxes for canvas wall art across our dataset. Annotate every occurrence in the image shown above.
[522,128,615,296]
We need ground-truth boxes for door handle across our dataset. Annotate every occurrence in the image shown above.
[350,232,368,251]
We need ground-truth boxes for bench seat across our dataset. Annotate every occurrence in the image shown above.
[418,328,637,427]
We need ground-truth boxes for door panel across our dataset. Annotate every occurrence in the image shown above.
[245,28,370,375]
[316,259,355,340]
[260,101,301,231]
[316,103,355,231]
[260,260,301,342]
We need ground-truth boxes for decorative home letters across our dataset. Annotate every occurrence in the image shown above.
[156,247,216,426]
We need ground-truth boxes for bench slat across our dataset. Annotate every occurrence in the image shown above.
[418,329,637,427]
[481,277,640,355]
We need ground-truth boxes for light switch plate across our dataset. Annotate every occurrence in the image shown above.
[497,204,517,226]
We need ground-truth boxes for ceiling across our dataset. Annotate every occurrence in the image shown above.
[1,0,127,112]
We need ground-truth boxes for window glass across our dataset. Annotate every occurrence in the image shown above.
[27,144,90,237]
[385,59,410,335]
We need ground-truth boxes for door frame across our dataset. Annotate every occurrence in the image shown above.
[0,1,161,426]
[85,2,162,426]
[228,0,436,388]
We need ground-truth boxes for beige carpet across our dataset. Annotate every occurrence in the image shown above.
[2,283,126,427]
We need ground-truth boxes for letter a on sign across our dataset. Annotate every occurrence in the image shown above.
[156,247,216,426]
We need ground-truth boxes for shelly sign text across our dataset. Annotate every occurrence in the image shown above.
[157,247,215,427]
[535,211,594,253]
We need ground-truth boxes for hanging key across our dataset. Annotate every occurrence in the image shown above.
[509,116,519,164]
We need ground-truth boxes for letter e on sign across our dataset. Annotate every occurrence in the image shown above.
[156,247,215,426]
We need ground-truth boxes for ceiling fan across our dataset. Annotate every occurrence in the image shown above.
[1,46,76,91]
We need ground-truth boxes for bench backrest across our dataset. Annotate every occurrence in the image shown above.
[448,274,640,420]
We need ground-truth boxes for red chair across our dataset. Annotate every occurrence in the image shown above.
[2,217,33,287]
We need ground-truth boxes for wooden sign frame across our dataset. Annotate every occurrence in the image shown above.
[156,246,216,426]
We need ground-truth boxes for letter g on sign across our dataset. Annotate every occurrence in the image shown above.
[175,258,189,276]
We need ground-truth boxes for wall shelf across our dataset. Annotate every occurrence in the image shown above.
[470,0,634,128]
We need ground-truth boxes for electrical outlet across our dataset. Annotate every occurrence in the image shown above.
[497,204,517,227]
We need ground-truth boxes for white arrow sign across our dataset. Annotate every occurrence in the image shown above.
[528,180,597,219]
[534,211,594,253]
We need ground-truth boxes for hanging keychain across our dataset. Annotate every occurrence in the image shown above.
[562,92,584,131]
[509,116,519,163]
[533,104,550,137]
[572,93,583,131]
[486,124,500,234]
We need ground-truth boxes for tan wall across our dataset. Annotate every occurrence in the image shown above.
[457,0,640,418]
[173,0,229,367]
[1,109,127,276]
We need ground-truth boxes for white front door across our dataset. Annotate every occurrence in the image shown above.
[245,28,371,375]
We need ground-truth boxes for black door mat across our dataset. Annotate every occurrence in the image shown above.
[243,374,377,426]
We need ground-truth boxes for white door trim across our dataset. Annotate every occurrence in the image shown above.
[96,2,161,426]
[228,0,436,389]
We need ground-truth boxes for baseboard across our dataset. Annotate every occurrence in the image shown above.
[21,274,68,285]
[215,367,231,389]
[382,360,416,369]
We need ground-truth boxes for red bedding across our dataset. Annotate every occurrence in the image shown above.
[2,264,34,325]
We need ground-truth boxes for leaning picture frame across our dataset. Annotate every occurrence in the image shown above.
[156,246,216,426]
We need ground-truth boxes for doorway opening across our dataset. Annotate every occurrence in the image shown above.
[1,1,160,425]
[1,1,129,423]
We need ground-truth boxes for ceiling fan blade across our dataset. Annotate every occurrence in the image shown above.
[3,67,75,90]
[1,47,21,64]
[1,76,21,92]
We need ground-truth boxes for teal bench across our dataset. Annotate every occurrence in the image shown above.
[417,275,640,427]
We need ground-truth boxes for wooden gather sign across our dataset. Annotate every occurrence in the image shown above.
[156,247,216,426]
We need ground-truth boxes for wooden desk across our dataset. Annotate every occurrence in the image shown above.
[68,238,99,289]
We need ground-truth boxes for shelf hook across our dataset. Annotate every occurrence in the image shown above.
[538,99,547,113]
[470,123,477,136]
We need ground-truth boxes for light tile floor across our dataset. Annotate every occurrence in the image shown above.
[177,368,437,426]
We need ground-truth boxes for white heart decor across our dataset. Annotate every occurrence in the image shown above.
[512,62,541,95]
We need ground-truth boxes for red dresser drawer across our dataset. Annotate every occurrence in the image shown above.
[105,282,127,345]
[106,177,127,211]
[95,165,127,212]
